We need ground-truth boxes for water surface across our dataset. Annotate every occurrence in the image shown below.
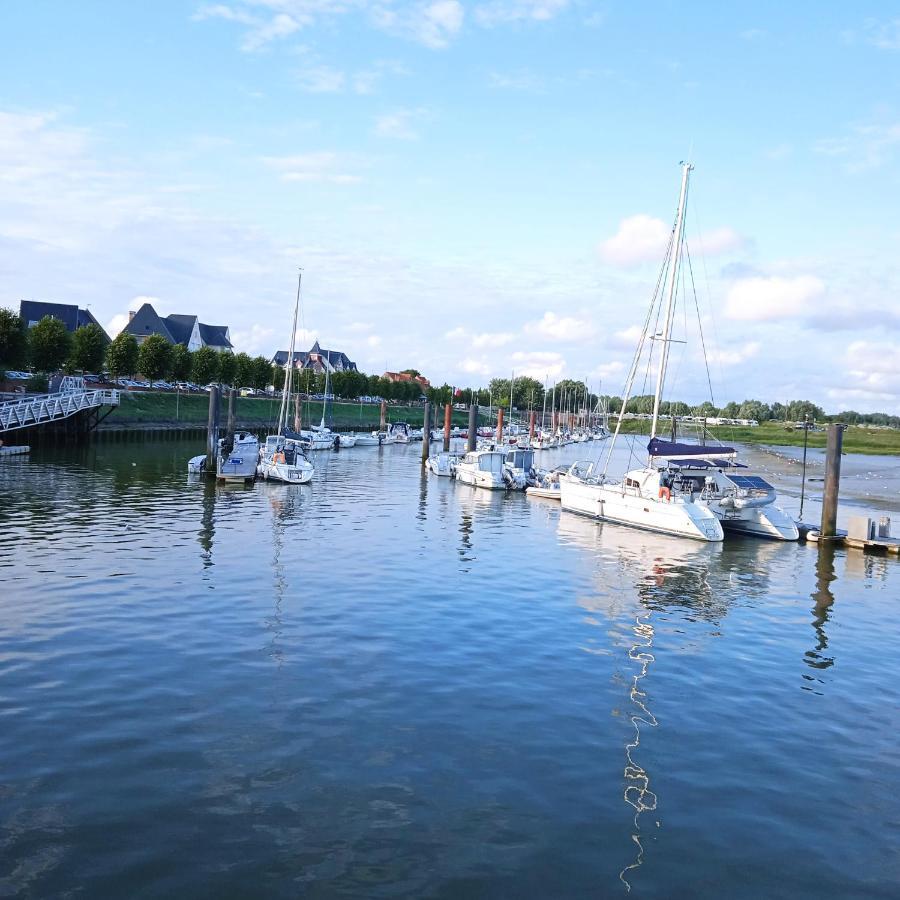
[1,438,899,897]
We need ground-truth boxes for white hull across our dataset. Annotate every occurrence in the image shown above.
[718,504,799,540]
[456,467,505,489]
[353,433,381,446]
[257,460,314,483]
[560,475,724,542]
[527,485,561,500]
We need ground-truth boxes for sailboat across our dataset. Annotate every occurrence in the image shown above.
[560,163,724,542]
[257,273,315,484]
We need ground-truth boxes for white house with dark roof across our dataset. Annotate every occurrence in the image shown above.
[271,341,357,373]
[122,303,233,352]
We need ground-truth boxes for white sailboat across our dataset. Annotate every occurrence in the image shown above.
[560,163,724,542]
[257,273,315,484]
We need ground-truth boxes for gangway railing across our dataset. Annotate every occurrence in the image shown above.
[0,387,120,432]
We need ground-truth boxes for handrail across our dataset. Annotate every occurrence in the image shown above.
[0,388,120,432]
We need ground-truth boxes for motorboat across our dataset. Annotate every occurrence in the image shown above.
[425,450,459,477]
[354,431,382,446]
[646,437,799,540]
[560,162,725,542]
[454,449,507,490]
[257,433,314,483]
[503,447,538,490]
[216,431,259,483]
[526,464,568,500]
[386,422,411,443]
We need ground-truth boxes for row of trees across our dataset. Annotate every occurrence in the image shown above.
[0,309,110,375]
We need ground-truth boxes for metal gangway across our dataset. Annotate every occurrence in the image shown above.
[0,376,120,433]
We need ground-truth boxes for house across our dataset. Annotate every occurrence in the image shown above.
[122,302,233,352]
[19,301,111,342]
[383,371,430,389]
[271,341,358,373]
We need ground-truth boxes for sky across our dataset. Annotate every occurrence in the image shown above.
[1,1,899,411]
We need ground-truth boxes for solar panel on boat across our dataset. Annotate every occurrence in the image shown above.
[730,475,773,490]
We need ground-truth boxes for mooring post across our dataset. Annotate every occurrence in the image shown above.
[294,393,301,433]
[226,388,236,435]
[443,403,452,451]
[529,410,536,444]
[421,401,431,465]
[495,407,504,446]
[820,423,844,538]
[467,404,477,452]
[206,384,220,470]
[380,399,387,432]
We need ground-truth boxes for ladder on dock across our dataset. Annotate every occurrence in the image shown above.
[0,377,120,433]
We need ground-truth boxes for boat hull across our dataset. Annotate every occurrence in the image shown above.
[455,467,505,490]
[257,460,313,483]
[560,475,724,542]
[718,504,799,541]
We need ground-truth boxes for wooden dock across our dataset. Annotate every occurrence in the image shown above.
[804,526,900,556]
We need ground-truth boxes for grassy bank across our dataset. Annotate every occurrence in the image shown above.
[102,391,484,430]
[616,419,900,456]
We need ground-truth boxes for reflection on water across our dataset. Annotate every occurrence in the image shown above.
[2,439,900,898]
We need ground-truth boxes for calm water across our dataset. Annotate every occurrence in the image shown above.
[2,437,899,898]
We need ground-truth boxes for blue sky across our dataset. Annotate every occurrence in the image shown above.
[2,1,899,410]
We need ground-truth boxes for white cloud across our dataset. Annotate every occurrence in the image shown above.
[460,357,491,376]
[839,340,900,402]
[294,64,346,93]
[261,152,362,183]
[862,17,900,50]
[525,311,595,342]
[708,340,761,367]
[510,350,566,379]
[599,214,670,266]
[373,0,464,48]
[814,120,900,172]
[599,215,743,266]
[724,275,825,321]
[374,108,428,140]
[232,322,276,355]
[475,0,569,26]
[367,334,382,347]
[588,360,625,383]
[445,327,516,348]
[488,70,546,91]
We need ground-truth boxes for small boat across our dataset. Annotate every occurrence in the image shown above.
[353,432,381,446]
[0,444,30,457]
[503,447,538,490]
[425,450,459,477]
[454,449,507,490]
[257,433,314,483]
[217,431,259,483]
[526,465,568,500]
[387,422,411,443]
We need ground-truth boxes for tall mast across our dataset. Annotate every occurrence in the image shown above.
[278,271,302,433]
[650,162,692,439]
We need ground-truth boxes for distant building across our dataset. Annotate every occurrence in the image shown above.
[272,341,358,373]
[122,302,232,352]
[19,301,110,342]
[383,371,430,389]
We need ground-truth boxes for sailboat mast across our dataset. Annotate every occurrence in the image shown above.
[650,162,692,439]
[278,271,302,433]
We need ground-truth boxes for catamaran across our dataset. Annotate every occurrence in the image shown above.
[257,273,315,484]
[561,163,796,542]
[560,163,725,542]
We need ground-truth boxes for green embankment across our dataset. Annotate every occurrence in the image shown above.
[616,419,900,456]
[102,392,480,430]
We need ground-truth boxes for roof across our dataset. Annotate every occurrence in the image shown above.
[124,303,175,342]
[199,323,232,349]
[163,314,197,345]
[20,300,110,342]
[272,343,357,371]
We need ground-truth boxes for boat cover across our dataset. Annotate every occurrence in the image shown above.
[647,437,736,458]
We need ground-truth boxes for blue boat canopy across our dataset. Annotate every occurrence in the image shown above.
[647,437,736,458]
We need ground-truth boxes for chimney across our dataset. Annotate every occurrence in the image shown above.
[128,310,136,322]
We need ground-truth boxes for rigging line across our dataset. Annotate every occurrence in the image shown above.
[685,242,716,408]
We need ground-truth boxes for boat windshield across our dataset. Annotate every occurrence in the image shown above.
[506,450,534,469]
[479,453,504,474]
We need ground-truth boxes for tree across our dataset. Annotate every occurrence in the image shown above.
[738,399,771,422]
[69,324,107,373]
[192,346,219,385]
[106,332,139,380]
[252,356,271,391]
[137,334,172,385]
[29,315,73,373]
[218,352,237,387]
[232,352,253,387]
[170,345,192,381]
[694,400,718,418]
[400,368,421,377]
[0,308,28,369]
[272,365,286,391]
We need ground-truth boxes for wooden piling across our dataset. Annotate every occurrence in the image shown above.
[226,388,236,435]
[206,385,220,470]
[380,399,387,432]
[529,410,536,444]
[293,394,301,433]
[495,407,504,445]
[421,401,431,466]
[467,404,477,452]
[820,423,844,538]
[443,403,452,451]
